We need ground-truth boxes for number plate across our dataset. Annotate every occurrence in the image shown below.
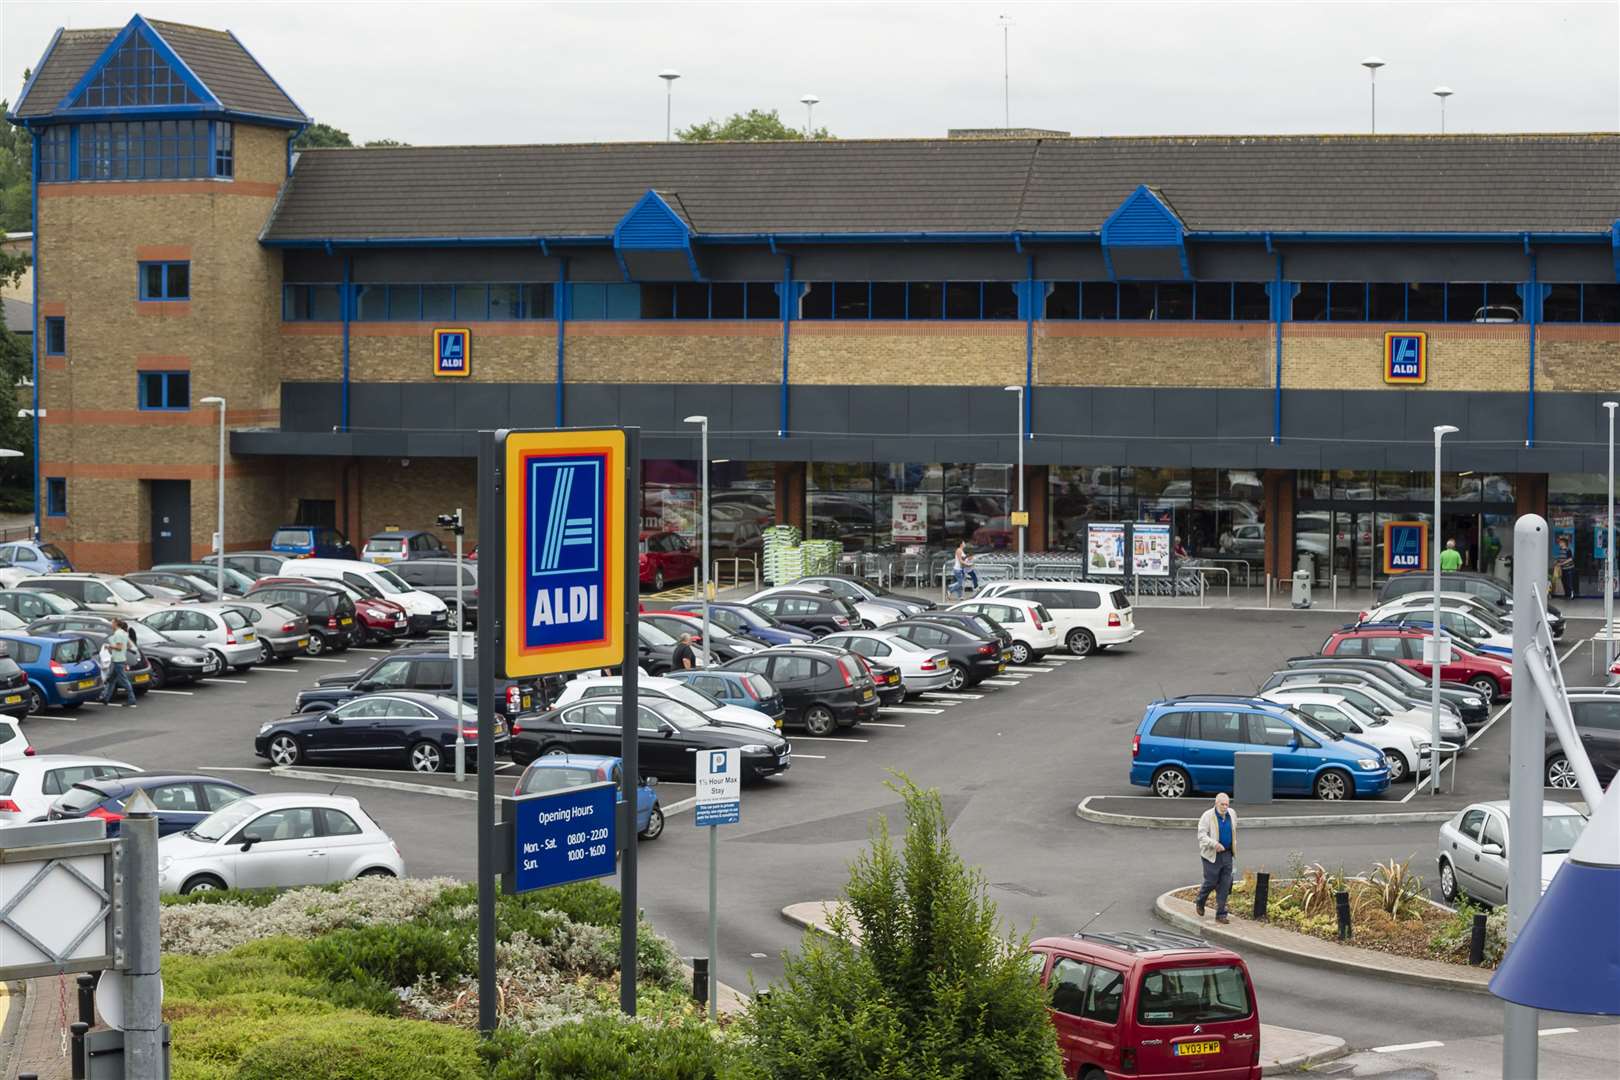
[862,688,874,700]
[296,638,309,648]
[997,663,1006,673]
[494,719,507,736]
[521,694,533,711]
[1174,1041,1220,1057]
[242,632,255,642]
[133,673,150,684]
[340,617,354,626]
[3,694,20,704]
[76,678,97,690]
[374,557,392,564]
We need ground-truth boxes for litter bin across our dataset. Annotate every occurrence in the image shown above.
[1291,570,1313,609]
[1233,751,1273,805]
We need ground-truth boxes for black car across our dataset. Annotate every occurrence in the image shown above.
[256,691,507,774]
[1546,690,1620,788]
[26,614,217,688]
[1284,654,1488,726]
[636,620,679,674]
[886,620,1006,691]
[718,647,877,735]
[245,582,356,654]
[638,611,769,665]
[507,695,791,783]
[389,558,478,628]
[795,641,905,706]
[47,773,254,837]
[0,652,30,718]
[746,591,858,637]
[153,562,258,597]
[293,648,545,718]
[0,589,88,622]
[910,610,1013,651]
[1377,571,1564,639]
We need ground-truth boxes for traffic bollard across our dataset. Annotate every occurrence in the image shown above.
[70,1021,90,1080]
[1334,891,1352,940]
[1252,872,1270,921]
[77,972,95,1025]
[691,956,709,1009]
[1468,912,1488,965]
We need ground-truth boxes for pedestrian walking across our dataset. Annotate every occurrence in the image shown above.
[1556,535,1578,600]
[671,633,699,670]
[1439,538,1463,573]
[950,540,979,599]
[1195,792,1236,923]
[100,618,138,708]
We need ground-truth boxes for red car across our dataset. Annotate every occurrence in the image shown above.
[252,576,409,646]
[1320,625,1511,701]
[1029,929,1262,1079]
[638,531,698,591]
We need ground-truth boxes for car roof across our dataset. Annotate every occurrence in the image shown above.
[0,630,80,645]
[369,529,434,539]
[1157,693,1275,709]
[77,773,233,793]
[3,754,139,772]
[524,754,616,770]
[227,792,363,810]
[988,580,1115,592]
[1032,928,1237,962]
[1464,799,1585,817]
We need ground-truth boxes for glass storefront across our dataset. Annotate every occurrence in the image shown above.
[640,460,775,557]
[808,463,1011,551]
[1550,474,1616,598]
[1049,467,1266,571]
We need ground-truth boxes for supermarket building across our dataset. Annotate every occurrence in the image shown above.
[11,15,1620,589]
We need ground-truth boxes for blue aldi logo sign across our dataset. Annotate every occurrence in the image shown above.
[434,328,471,377]
[1384,331,1426,385]
[1383,520,1429,574]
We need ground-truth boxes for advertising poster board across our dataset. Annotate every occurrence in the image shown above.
[891,495,929,544]
[1087,523,1126,576]
[1133,523,1172,577]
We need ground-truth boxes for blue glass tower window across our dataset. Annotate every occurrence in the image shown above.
[71,30,203,108]
[40,127,71,181]
[140,261,190,301]
[44,317,66,356]
[46,478,67,517]
[214,121,233,177]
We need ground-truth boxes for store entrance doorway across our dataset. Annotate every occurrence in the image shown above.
[1440,513,1482,572]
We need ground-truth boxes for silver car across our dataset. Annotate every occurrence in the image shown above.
[815,629,954,694]
[227,600,310,664]
[141,603,260,672]
[1436,799,1587,907]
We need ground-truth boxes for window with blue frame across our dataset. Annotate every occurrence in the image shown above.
[1542,284,1620,323]
[40,127,71,182]
[81,120,210,181]
[214,121,233,177]
[46,478,67,518]
[139,261,190,301]
[632,282,780,319]
[70,29,202,108]
[137,371,190,411]
[1042,281,1271,320]
[44,317,66,356]
[1290,281,1524,322]
[800,281,1018,320]
[291,283,561,322]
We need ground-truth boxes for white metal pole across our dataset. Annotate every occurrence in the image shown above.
[1607,403,1617,668]
[216,401,225,598]
[1431,425,1456,792]
[708,822,718,1019]
[1370,67,1377,133]
[1016,388,1025,578]
[701,420,710,667]
[455,509,466,783]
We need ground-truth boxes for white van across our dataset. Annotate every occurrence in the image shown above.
[975,580,1142,656]
[281,558,449,634]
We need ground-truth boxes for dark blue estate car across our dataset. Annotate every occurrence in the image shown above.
[669,601,814,646]
[47,774,255,836]
[270,524,358,560]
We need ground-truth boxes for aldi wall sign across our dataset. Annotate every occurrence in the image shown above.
[502,429,626,676]
[1383,520,1429,574]
[1384,331,1426,385]
[434,328,471,377]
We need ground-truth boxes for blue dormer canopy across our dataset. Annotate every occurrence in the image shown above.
[1101,185,1190,280]
[612,190,702,281]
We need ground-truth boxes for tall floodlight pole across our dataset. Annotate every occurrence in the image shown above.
[685,415,711,668]
[998,14,1013,128]
[659,69,681,141]
[1431,424,1458,792]
[199,396,227,599]
[1433,86,1454,133]
[1004,385,1025,577]
[1361,57,1385,133]
[1606,402,1618,667]
[800,94,819,137]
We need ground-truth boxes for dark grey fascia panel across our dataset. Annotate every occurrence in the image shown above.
[789,245,1027,280]
[698,248,788,279]
[352,249,560,283]
[1536,247,1614,279]
[281,251,343,282]
[1278,243,1532,281]
[281,383,341,432]
[1031,247,1110,279]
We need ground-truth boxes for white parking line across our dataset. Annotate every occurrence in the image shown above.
[791,735,869,743]
[202,678,249,685]
[295,657,349,664]
[25,713,74,721]
[146,689,194,696]
[789,753,826,759]
[863,721,906,728]
[882,706,944,715]
[1012,666,1053,673]
[349,648,391,654]
[250,667,301,674]
[1539,1027,1579,1037]
[1372,1040,1445,1053]
[980,678,1021,687]
[922,692,982,701]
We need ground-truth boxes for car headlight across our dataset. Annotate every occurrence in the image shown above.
[1356,759,1381,770]
[259,722,274,734]
[738,744,769,754]
[1464,696,1482,706]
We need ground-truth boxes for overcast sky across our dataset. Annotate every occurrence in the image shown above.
[5,1,1617,143]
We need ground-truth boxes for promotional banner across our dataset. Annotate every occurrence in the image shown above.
[891,495,928,544]
[1087,523,1126,576]
[1132,523,1172,577]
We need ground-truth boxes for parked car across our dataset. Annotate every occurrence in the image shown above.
[885,619,1006,691]
[1437,800,1588,906]
[718,647,878,735]
[664,669,786,721]
[259,692,506,773]
[636,620,680,674]
[909,609,1013,652]
[0,716,33,760]
[507,696,791,783]
[244,582,357,655]
[270,524,359,560]
[816,629,954,696]
[126,569,226,602]
[16,573,172,620]
[27,625,154,697]
[390,558,478,628]
[792,640,906,707]
[24,614,217,688]
[1320,625,1512,701]
[0,755,141,826]
[1030,928,1263,1079]
[747,582,900,628]
[283,558,450,635]
[1130,694,1391,800]
[0,588,86,622]
[1359,605,1513,660]
[1544,690,1620,788]
[1283,654,1488,726]
[977,580,1143,656]
[48,774,254,837]
[141,603,261,673]
[362,529,448,564]
[745,590,858,638]
[0,650,32,719]
[638,530,699,591]
[156,794,404,894]
[225,600,311,663]
[668,600,814,646]
[203,551,288,580]
[153,562,258,596]
[0,539,73,575]
[556,674,778,732]
[293,648,544,719]
[254,575,409,646]
[944,598,1060,665]
[512,754,663,840]
[791,575,932,619]
[0,632,105,712]
[639,609,769,662]
[1259,668,1466,744]
[1377,571,1564,639]
[1259,689,1431,783]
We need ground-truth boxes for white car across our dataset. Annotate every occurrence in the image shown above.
[156,793,405,895]
[554,675,778,732]
[816,629,954,694]
[1264,671,1467,743]
[943,598,1061,664]
[1364,599,1512,659]
[285,558,450,635]
[0,755,142,826]
[141,603,260,672]
[743,584,893,629]
[1262,690,1431,783]
[1437,800,1587,907]
[976,580,1142,656]
[0,716,33,761]
[15,573,173,620]
[790,575,931,620]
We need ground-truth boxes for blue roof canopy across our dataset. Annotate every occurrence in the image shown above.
[1102,185,1190,280]
[612,190,702,281]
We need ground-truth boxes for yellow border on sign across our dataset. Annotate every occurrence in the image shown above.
[434,327,472,377]
[1383,330,1426,385]
[503,429,626,676]
[1382,519,1429,575]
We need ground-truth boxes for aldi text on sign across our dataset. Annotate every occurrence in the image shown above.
[434,328,471,377]
[502,429,626,676]
[1383,520,1429,574]
[507,781,617,893]
[1384,331,1426,385]
[695,748,741,827]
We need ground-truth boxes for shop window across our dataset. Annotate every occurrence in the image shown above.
[835,282,870,319]
[1445,283,1485,322]
[1082,282,1119,319]
[139,261,190,301]
[488,284,521,320]
[710,283,745,319]
[1543,283,1620,323]
[1543,283,1581,322]
[1406,282,1445,321]
[453,285,488,320]
[1118,283,1155,319]
[387,285,420,320]
[282,284,341,321]
[1234,282,1270,320]
[636,283,674,318]
[45,316,66,356]
[870,282,905,319]
[746,283,780,319]
[1292,283,1328,321]
[1194,282,1231,320]
[674,282,709,319]
[945,282,981,319]
[1155,283,1193,320]
[310,285,340,321]
[1045,282,1079,320]
[1327,282,1366,321]
[137,371,190,411]
[907,282,943,319]
[1369,282,1406,321]
[354,284,388,321]
[46,478,67,517]
[984,282,1019,319]
[800,282,832,319]
[421,286,453,321]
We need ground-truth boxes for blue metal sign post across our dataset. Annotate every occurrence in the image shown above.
[695,748,740,1018]
[504,782,617,893]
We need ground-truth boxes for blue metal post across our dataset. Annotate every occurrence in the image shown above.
[779,255,793,437]
[555,257,568,427]
[1024,255,1035,441]
[1271,252,1284,444]
[1526,254,1538,448]
[30,137,40,540]
[340,255,352,432]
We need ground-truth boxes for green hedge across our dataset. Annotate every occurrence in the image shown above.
[484,1016,742,1080]
[232,1013,484,1080]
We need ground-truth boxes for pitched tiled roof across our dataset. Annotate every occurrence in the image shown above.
[262,134,1620,243]
[11,29,118,119]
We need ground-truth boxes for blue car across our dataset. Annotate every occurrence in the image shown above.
[664,668,785,720]
[670,601,814,646]
[0,631,103,712]
[512,754,663,840]
[0,540,73,575]
[270,524,358,560]
[46,774,255,837]
[1129,694,1390,801]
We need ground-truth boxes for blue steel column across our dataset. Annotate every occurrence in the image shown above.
[29,137,40,539]
[1526,254,1538,448]
[341,255,352,432]
[779,255,794,437]
[555,257,568,427]
[1270,252,1284,444]
[1024,255,1034,441]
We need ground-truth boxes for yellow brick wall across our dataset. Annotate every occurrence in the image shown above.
[567,323,780,384]
[1535,327,1620,392]
[348,326,557,382]
[279,331,343,382]
[1037,322,1270,388]
[354,458,477,544]
[1280,324,1528,391]
[791,322,1024,386]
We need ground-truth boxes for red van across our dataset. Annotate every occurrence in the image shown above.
[1029,929,1262,1079]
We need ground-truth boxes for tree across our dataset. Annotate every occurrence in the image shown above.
[1,77,35,232]
[294,122,353,149]
[0,249,34,511]
[737,775,1064,1080]
[678,108,831,143]
[363,138,411,148]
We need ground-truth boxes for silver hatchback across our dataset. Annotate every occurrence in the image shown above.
[1436,799,1588,907]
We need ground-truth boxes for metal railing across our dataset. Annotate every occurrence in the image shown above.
[711,557,759,593]
[1189,565,1230,602]
[1197,558,1253,588]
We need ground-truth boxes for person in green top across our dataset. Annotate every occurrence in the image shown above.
[1439,538,1464,572]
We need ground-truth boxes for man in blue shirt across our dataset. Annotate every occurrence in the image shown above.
[1196,792,1236,923]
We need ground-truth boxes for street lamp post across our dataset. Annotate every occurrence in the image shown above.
[1003,385,1025,577]
[1431,424,1458,793]
[800,94,819,138]
[1606,402,1618,668]
[1361,57,1385,133]
[684,415,710,668]
[199,397,227,600]
[659,70,681,141]
[1433,86,1454,133]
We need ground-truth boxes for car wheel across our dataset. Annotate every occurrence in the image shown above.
[180,874,227,895]
[147,662,167,690]
[1067,629,1096,656]
[357,867,396,879]
[803,705,837,736]
[1383,750,1409,784]
[268,734,301,767]
[639,806,666,841]
[1468,675,1499,701]
[860,619,875,630]
[1314,768,1352,801]
[1546,754,1578,788]
[1009,641,1031,665]
[352,623,371,646]
[1438,858,1459,903]
[944,663,969,692]
[258,641,274,664]
[410,741,443,773]
[654,568,666,591]
[543,745,569,758]
[305,634,326,657]
[1152,766,1191,799]
[209,649,230,674]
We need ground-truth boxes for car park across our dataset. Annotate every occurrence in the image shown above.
[816,629,954,695]
[885,619,1005,691]
[47,773,254,837]
[744,589,859,637]
[284,558,450,635]
[0,716,33,760]
[1437,800,1588,906]
[156,793,404,894]
[0,589,87,622]
[512,754,663,840]
[1029,928,1263,1080]
[245,582,357,655]
[637,530,699,591]
[1282,654,1488,726]
[25,614,217,688]
[141,604,261,672]
[1544,690,1620,788]
[362,529,448,564]
[790,575,932,619]
[1260,668,1467,743]
[747,582,899,629]
[507,696,791,783]
[126,569,227,601]
[224,600,311,663]
[1376,570,1564,638]
[16,573,173,620]
[945,597,1060,664]
[0,755,142,826]
[255,575,409,646]
[555,674,778,732]
[977,580,1143,656]
[0,651,31,718]
[390,558,478,628]
[258,692,505,773]
[1259,689,1431,783]
[1319,625,1512,701]
[668,600,814,646]
[270,524,359,560]
[293,649,543,718]
[1360,604,1514,659]
[792,640,906,707]
[154,562,259,596]
[719,647,878,735]
[1130,694,1391,800]
[0,540,74,575]
[204,551,288,580]
[638,609,770,661]
[664,669,786,721]
[0,632,105,712]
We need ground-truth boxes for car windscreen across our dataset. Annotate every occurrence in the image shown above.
[659,683,722,713]
[1137,964,1253,1026]
[1543,813,1587,854]
[368,538,405,552]
[189,799,260,841]
[639,621,677,646]
[39,544,69,561]
[271,529,309,548]
[36,592,77,614]
[52,638,94,664]
[1287,707,1342,739]
[57,783,113,814]
[646,697,713,730]
[519,766,600,795]
[371,568,413,594]
[106,579,149,602]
